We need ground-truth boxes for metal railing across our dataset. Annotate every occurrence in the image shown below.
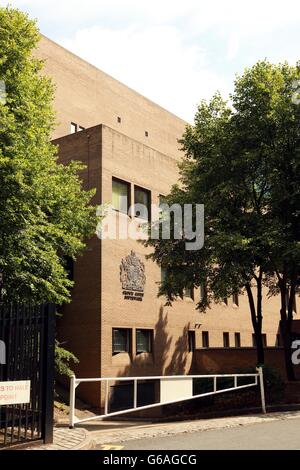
[69,368,266,428]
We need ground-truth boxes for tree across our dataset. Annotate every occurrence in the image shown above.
[232,61,300,379]
[0,7,98,374]
[146,94,269,365]
[145,61,300,378]
[0,6,97,304]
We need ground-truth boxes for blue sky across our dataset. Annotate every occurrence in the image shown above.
[6,0,300,122]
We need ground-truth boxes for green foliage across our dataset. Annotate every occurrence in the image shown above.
[145,60,300,310]
[0,6,98,304]
[55,340,79,378]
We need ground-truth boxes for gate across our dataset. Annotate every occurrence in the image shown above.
[0,304,55,448]
[69,368,266,427]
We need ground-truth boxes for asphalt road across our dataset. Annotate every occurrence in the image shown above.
[104,417,300,450]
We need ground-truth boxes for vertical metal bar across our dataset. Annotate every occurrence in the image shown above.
[104,380,109,416]
[134,380,138,408]
[69,375,76,428]
[41,304,55,444]
[213,376,217,393]
[258,367,266,414]
[234,375,238,388]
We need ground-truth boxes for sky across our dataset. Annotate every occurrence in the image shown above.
[5,0,300,122]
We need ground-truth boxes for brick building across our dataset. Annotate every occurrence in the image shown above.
[36,36,297,407]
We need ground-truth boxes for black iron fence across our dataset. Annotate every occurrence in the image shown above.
[0,304,55,448]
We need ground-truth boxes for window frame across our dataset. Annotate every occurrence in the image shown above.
[234,332,241,348]
[223,332,230,348]
[112,177,131,215]
[136,329,153,354]
[202,331,209,348]
[134,185,151,222]
[188,330,196,352]
[112,328,131,354]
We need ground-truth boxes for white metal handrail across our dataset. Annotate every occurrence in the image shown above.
[69,367,266,428]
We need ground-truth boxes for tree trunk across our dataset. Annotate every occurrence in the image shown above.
[280,317,295,381]
[245,280,264,366]
[255,327,265,365]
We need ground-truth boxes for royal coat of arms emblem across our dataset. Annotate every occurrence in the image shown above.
[120,251,146,293]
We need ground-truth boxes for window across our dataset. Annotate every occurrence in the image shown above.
[117,116,122,123]
[235,333,241,348]
[276,334,281,347]
[262,334,267,347]
[233,294,239,306]
[200,283,206,302]
[136,329,153,354]
[183,286,194,300]
[223,332,230,348]
[134,186,151,221]
[112,178,130,214]
[112,328,131,354]
[223,298,228,306]
[145,131,149,137]
[202,331,209,348]
[252,334,267,348]
[188,331,196,352]
[71,122,77,134]
[161,267,166,284]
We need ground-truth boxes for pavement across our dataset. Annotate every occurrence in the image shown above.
[110,416,300,450]
[29,410,300,450]
[29,427,94,451]
[93,410,300,450]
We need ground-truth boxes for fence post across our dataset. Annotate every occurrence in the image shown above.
[42,303,56,444]
[257,366,266,414]
[69,375,76,428]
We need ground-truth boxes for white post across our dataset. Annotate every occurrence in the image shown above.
[69,375,76,428]
[134,380,138,408]
[213,376,217,393]
[234,375,238,388]
[257,367,266,414]
[105,380,109,415]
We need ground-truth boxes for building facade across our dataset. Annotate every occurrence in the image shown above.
[37,36,293,408]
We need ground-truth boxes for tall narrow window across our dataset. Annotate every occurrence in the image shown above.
[202,331,209,348]
[235,333,241,348]
[262,334,267,347]
[161,267,166,284]
[293,294,297,313]
[200,283,206,302]
[223,332,230,348]
[252,334,267,348]
[112,178,130,214]
[112,328,131,354]
[233,294,239,306]
[136,329,153,354]
[276,334,281,347]
[188,331,196,352]
[223,298,228,306]
[184,286,194,301]
[134,186,151,221]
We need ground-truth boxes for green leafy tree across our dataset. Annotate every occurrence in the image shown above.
[146,94,268,365]
[145,61,300,378]
[0,7,98,373]
[232,61,300,379]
